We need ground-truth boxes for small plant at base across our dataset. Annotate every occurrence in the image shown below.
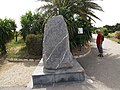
[118,39,120,44]
[115,31,120,39]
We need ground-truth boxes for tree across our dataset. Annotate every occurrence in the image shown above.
[38,0,103,49]
[20,11,33,41]
[103,25,116,33]
[115,23,120,31]
[0,18,17,55]
[38,0,103,20]
[31,12,45,34]
[100,27,108,36]
[20,11,45,41]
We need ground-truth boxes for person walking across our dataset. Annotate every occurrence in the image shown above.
[96,29,104,57]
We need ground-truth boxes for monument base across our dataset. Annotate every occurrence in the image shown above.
[32,58,85,88]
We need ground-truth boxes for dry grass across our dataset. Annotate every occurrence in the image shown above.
[108,33,119,43]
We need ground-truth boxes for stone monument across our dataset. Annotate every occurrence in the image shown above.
[31,15,85,88]
[43,15,73,70]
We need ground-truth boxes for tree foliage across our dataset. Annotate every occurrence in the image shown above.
[0,18,16,55]
[38,0,103,49]
[20,11,45,41]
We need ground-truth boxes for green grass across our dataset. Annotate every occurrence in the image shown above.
[6,35,41,59]
[108,33,115,37]
[7,37,25,49]
[6,35,27,58]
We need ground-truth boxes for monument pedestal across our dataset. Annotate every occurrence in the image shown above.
[32,58,85,88]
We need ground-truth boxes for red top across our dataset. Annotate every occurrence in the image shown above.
[96,33,102,45]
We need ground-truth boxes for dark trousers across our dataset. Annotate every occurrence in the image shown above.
[97,44,103,54]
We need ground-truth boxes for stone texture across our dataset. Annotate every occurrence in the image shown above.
[43,15,73,70]
[32,58,85,88]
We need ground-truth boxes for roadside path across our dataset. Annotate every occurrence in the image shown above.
[77,34,120,90]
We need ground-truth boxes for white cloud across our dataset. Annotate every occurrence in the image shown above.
[94,0,120,27]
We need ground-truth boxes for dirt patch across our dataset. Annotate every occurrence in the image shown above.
[72,43,90,56]
[9,46,24,54]
[0,60,15,72]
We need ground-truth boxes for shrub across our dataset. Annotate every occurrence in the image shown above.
[103,30,109,36]
[115,31,120,39]
[118,39,120,44]
[100,27,109,36]
[26,34,43,56]
[108,30,115,33]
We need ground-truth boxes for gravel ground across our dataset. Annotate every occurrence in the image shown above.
[0,60,39,88]
[0,46,90,88]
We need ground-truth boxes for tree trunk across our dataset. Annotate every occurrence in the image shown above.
[15,31,18,42]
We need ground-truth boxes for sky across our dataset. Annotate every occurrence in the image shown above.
[94,0,120,27]
[0,0,120,30]
[0,0,46,31]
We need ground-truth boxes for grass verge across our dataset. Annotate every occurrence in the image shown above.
[6,36,41,59]
[107,33,120,43]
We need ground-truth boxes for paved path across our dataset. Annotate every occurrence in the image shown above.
[77,34,120,90]
[1,34,120,90]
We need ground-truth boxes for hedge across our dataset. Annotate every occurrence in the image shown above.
[26,34,43,56]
